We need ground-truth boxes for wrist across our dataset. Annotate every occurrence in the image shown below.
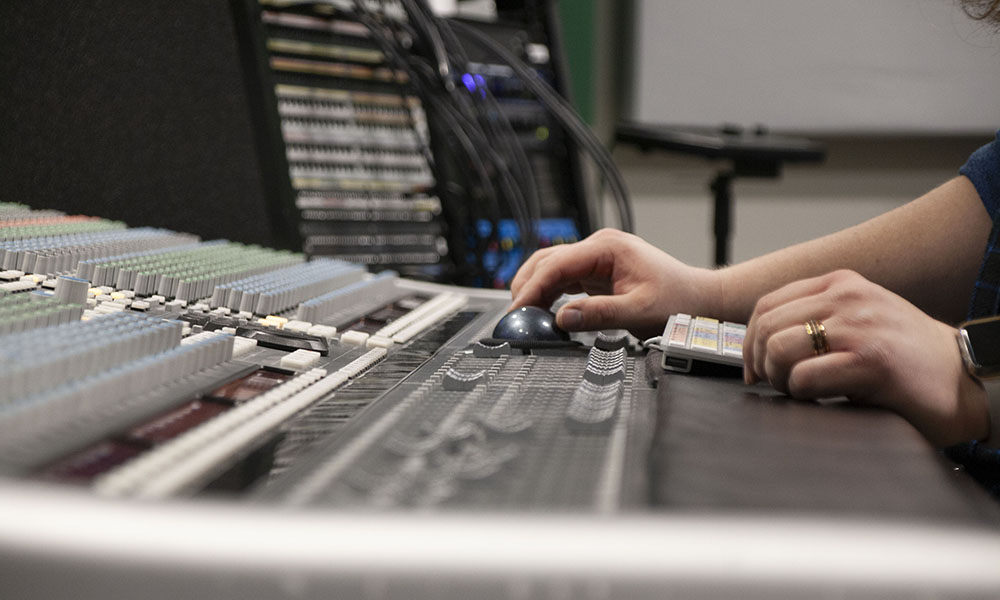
[697,267,727,321]
[708,264,756,323]
[954,321,998,446]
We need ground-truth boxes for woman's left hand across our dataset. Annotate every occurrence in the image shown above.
[743,269,989,447]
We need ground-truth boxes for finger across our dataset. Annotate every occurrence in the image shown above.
[555,293,640,332]
[509,246,558,301]
[743,273,841,379]
[785,351,873,401]
[510,241,614,310]
[748,295,834,385]
[761,324,821,394]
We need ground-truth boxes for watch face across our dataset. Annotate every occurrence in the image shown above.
[963,317,1000,377]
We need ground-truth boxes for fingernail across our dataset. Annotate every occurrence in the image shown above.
[559,308,582,330]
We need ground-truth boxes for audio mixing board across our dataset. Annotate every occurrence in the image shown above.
[3,203,1000,600]
[0,203,652,509]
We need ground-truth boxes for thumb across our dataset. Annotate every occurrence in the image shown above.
[555,295,627,332]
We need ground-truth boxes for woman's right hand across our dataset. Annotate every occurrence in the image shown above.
[509,229,722,339]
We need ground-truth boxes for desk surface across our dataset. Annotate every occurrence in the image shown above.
[651,373,1000,524]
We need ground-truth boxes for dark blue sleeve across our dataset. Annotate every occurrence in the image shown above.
[952,131,1000,500]
[960,130,1000,220]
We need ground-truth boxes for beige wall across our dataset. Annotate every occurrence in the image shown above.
[584,1,992,270]
[604,135,991,270]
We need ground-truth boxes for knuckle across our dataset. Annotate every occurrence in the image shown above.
[829,284,865,307]
[829,268,856,281]
[752,294,775,318]
[841,307,877,331]
[853,339,890,371]
[756,312,778,338]
[825,270,874,300]
[828,269,861,285]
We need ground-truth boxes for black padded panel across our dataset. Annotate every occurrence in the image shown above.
[650,374,1000,524]
[0,1,275,246]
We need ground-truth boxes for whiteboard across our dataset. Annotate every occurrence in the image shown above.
[628,0,1000,134]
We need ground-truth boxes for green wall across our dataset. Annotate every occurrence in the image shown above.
[558,0,596,124]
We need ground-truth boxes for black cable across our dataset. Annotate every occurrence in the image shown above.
[421,10,540,256]
[398,1,542,274]
[440,21,543,249]
[403,0,541,254]
[353,2,519,282]
[447,19,635,234]
[349,0,588,283]
[353,4,504,280]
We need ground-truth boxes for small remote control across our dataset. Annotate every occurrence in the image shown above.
[658,313,745,373]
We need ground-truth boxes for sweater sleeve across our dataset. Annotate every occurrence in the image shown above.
[951,131,1000,500]
[960,130,1000,220]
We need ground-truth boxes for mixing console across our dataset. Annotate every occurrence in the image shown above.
[3,203,1000,599]
[0,203,652,510]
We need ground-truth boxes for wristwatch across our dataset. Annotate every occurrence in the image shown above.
[957,316,1000,447]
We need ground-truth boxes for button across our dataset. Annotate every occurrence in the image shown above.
[340,330,370,346]
[280,349,321,370]
[306,324,337,341]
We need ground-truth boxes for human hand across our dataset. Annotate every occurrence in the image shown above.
[743,269,989,447]
[509,229,721,339]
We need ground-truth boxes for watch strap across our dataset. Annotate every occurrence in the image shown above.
[982,379,1000,448]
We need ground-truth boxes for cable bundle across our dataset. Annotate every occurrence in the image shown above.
[350,0,632,284]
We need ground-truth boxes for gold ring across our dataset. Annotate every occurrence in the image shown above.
[805,319,830,355]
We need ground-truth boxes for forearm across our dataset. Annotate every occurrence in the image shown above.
[713,176,992,323]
